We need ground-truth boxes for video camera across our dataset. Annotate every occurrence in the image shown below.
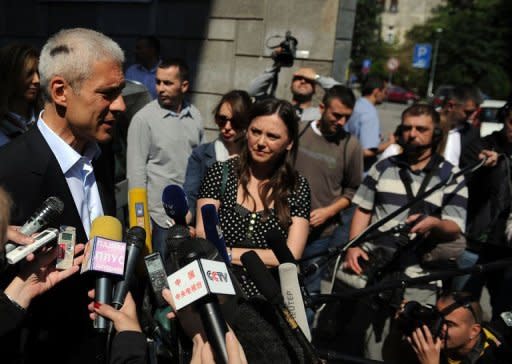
[269,31,298,68]
[396,301,445,338]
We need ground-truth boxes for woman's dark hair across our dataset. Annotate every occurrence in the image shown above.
[0,43,40,119]
[237,98,300,229]
[213,90,252,132]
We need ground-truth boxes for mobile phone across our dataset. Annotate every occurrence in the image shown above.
[144,252,170,307]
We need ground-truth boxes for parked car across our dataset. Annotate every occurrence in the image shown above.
[386,86,420,104]
[478,99,507,137]
[431,84,454,108]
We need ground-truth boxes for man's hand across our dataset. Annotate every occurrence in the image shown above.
[293,67,317,82]
[343,246,368,275]
[407,214,439,236]
[406,325,442,364]
[4,243,85,308]
[88,290,141,333]
[479,149,498,167]
[309,207,333,228]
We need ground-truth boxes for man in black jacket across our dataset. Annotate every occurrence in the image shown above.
[0,28,125,364]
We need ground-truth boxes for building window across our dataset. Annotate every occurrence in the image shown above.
[389,0,398,13]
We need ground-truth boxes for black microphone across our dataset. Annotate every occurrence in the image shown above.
[5,196,64,253]
[175,238,233,364]
[162,184,189,226]
[240,251,322,364]
[264,229,296,264]
[112,226,145,309]
[264,229,313,308]
[201,204,231,265]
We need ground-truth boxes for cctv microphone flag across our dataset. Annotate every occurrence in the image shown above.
[167,259,236,311]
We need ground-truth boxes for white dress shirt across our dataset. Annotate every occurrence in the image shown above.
[37,117,104,238]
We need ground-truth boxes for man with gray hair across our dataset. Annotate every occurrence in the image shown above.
[0,28,125,363]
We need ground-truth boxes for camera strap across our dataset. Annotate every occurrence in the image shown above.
[398,154,441,216]
[439,294,478,322]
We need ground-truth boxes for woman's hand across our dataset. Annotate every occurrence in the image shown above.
[4,243,84,309]
[88,290,141,333]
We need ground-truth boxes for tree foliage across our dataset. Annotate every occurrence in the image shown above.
[405,0,512,98]
[351,0,512,98]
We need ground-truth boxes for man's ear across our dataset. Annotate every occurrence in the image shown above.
[181,80,189,94]
[286,140,293,151]
[470,323,481,339]
[50,76,68,107]
[319,102,325,114]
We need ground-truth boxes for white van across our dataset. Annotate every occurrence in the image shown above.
[479,99,507,137]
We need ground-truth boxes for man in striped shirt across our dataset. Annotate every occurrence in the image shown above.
[343,103,468,360]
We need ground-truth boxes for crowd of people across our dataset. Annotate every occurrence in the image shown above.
[0,27,511,364]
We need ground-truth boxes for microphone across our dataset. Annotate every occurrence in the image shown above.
[162,184,189,226]
[264,229,295,264]
[201,204,231,265]
[162,185,191,274]
[278,263,311,342]
[5,196,64,253]
[112,226,145,309]
[128,187,152,253]
[83,216,125,332]
[264,229,313,310]
[241,251,322,364]
[169,237,236,364]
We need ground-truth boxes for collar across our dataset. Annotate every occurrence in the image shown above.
[135,59,161,73]
[311,120,322,136]
[391,153,442,174]
[446,328,498,364]
[158,100,192,119]
[37,116,101,174]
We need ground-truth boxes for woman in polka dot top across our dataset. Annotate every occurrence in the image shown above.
[195,98,311,295]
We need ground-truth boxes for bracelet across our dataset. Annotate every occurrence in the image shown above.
[3,292,27,312]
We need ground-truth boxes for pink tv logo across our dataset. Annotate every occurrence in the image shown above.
[91,237,126,276]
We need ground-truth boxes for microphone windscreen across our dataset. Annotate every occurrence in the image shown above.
[241,251,282,306]
[201,204,231,265]
[264,229,296,264]
[278,263,311,341]
[126,226,146,248]
[46,196,65,215]
[176,237,220,267]
[90,215,122,241]
[162,184,188,225]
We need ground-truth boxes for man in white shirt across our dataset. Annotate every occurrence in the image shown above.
[0,28,126,364]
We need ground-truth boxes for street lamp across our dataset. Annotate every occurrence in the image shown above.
[427,27,443,97]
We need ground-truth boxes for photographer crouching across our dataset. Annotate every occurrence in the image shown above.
[400,291,511,364]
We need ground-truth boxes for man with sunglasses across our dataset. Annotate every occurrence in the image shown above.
[407,292,510,364]
[127,58,203,257]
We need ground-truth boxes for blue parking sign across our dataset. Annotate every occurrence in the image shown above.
[412,44,432,69]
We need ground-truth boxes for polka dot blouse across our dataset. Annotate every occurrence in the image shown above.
[198,157,311,296]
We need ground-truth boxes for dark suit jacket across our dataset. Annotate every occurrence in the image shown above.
[0,126,116,364]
